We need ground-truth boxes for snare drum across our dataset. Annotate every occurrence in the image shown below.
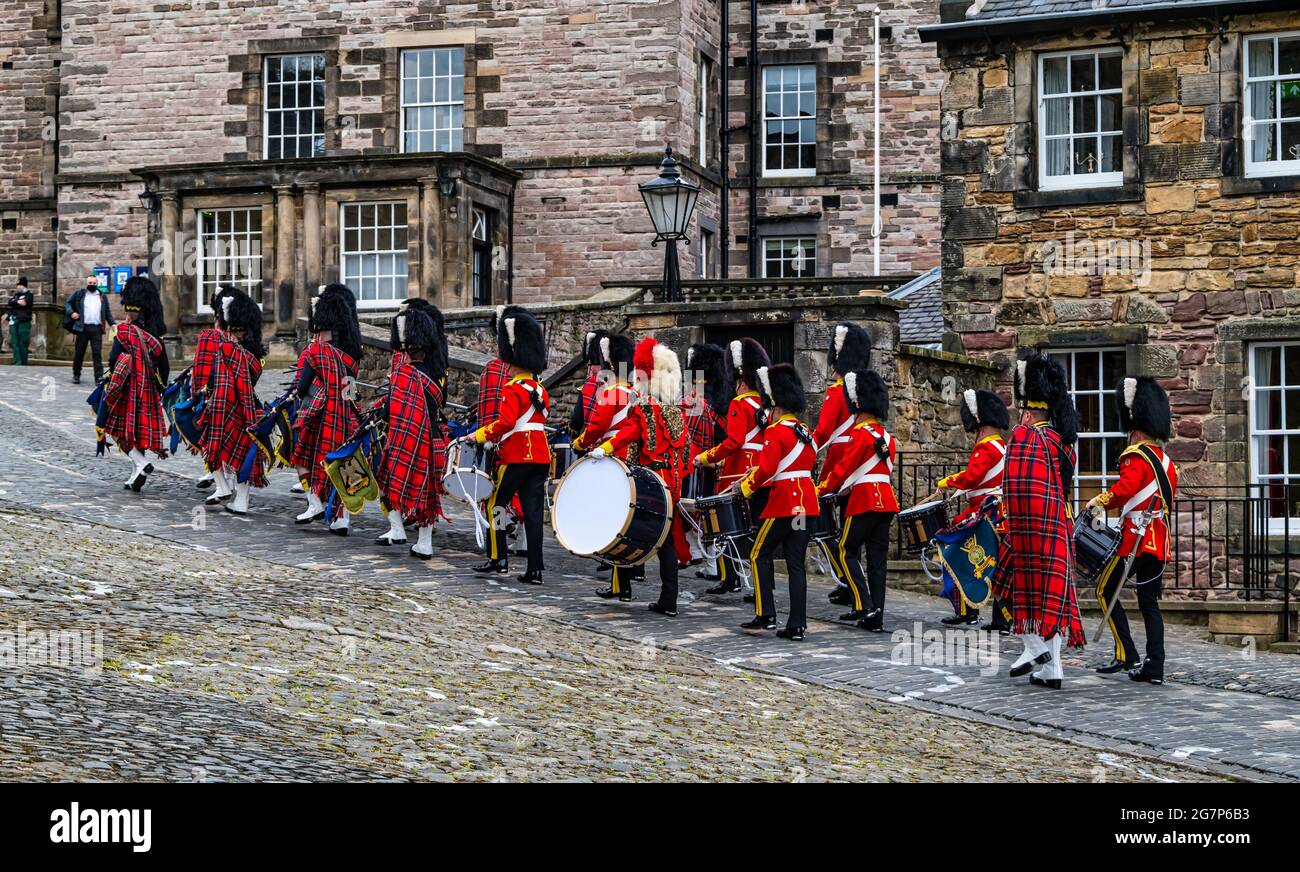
[680,467,717,502]
[897,500,949,554]
[549,438,576,482]
[690,491,753,541]
[551,455,672,566]
[442,439,495,503]
[1073,512,1121,584]
[811,493,841,543]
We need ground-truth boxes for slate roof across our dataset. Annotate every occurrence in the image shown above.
[888,267,944,349]
[963,0,1210,21]
[922,0,1270,38]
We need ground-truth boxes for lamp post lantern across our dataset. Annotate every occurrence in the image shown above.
[639,145,701,303]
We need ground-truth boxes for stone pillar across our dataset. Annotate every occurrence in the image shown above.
[442,173,471,308]
[159,191,181,336]
[273,184,296,336]
[301,183,322,322]
[418,176,443,302]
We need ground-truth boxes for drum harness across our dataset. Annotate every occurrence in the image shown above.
[1091,444,1174,644]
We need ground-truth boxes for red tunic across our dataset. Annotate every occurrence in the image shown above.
[198,336,266,485]
[604,400,690,499]
[739,415,820,519]
[101,323,169,458]
[701,391,764,489]
[818,419,899,515]
[291,337,360,497]
[573,381,636,456]
[475,374,552,465]
[812,380,853,476]
[1096,442,1178,561]
[939,434,1007,524]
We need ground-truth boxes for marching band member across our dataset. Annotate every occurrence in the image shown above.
[393,297,448,377]
[189,285,237,492]
[737,363,818,641]
[569,330,610,437]
[573,333,636,458]
[817,322,872,605]
[200,289,267,516]
[679,342,729,572]
[100,276,170,492]
[935,388,1009,627]
[995,349,1084,690]
[696,337,770,595]
[478,305,528,551]
[592,337,690,614]
[817,370,896,632]
[1085,376,1177,685]
[471,308,551,584]
[375,306,448,560]
[291,283,362,532]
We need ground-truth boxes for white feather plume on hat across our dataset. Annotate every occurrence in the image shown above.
[964,388,979,419]
[756,366,772,403]
[505,317,517,349]
[1123,377,1138,410]
[730,339,743,370]
[397,314,406,345]
[834,324,848,356]
[1015,359,1027,397]
[845,371,859,409]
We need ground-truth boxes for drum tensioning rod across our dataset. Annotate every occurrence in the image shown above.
[1091,510,1155,645]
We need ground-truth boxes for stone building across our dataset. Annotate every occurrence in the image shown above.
[922,0,1300,614]
[1,0,943,358]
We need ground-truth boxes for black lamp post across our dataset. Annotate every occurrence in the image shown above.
[639,146,700,303]
[138,187,160,213]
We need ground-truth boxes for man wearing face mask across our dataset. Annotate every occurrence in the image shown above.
[65,273,116,384]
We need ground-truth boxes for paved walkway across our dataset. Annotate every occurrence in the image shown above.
[2,364,1298,781]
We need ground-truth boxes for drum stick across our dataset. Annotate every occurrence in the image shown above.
[1091,511,1154,644]
[444,401,470,412]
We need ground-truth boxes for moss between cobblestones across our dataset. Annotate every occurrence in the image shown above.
[0,505,1227,783]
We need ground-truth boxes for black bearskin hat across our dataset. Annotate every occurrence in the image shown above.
[845,369,888,420]
[498,307,547,374]
[686,342,731,414]
[756,363,806,414]
[121,275,165,339]
[489,304,526,333]
[959,388,1010,433]
[598,333,636,376]
[827,321,872,376]
[1116,375,1171,441]
[1014,348,1078,445]
[400,297,448,379]
[727,337,770,391]
[392,308,440,362]
[221,288,266,359]
[211,284,240,329]
[310,283,363,363]
[583,329,610,366]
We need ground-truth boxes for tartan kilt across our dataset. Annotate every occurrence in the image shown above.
[199,342,266,486]
[378,363,445,526]
[291,339,359,497]
[991,423,1085,647]
[101,325,168,458]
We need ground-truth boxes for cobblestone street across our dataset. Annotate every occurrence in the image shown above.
[0,365,1295,782]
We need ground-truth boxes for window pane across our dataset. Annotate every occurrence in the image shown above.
[1098,92,1121,131]
[1098,53,1121,90]
[1281,37,1300,76]
[1046,138,1070,176]
[1249,38,1275,78]
[1043,57,1068,94]
[1251,121,1277,162]
[1073,95,1097,133]
[1072,136,1102,175]
[1283,120,1300,162]
[1044,96,1070,136]
[1070,54,1096,92]
[1100,134,1120,173]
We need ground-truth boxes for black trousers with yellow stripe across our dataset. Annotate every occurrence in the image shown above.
[750,515,810,629]
[1095,552,1166,670]
[836,510,893,615]
[486,461,547,573]
[610,537,679,608]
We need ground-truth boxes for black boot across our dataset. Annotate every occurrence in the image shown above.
[776,626,805,641]
[943,610,979,626]
[705,580,740,595]
[839,610,865,622]
[1029,675,1062,690]
[740,616,776,631]
[648,602,677,617]
[517,570,544,585]
[1009,651,1052,677]
[596,586,632,602]
[1096,658,1137,675]
[828,585,852,605]
[1128,659,1164,685]
[857,609,883,632]
[472,559,509,574]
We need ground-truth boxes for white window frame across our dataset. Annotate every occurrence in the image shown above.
[1036,48,1124,191]
[399,47,465,154]
[195,207,263,314]
[697,55,711,164]
[263,54,326,160]
[1242,31,1300,179]
[699,227,714,278]
[761,236,816,278]
[761,64,817,178]
[471,207,492,307]
[339,201,409,309]
[1248,340,1300,532]
[1050,346,1128,504]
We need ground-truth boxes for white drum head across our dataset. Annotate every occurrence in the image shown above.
[551,455,633,556]
[445,469,493,503]
[905,500,942,515]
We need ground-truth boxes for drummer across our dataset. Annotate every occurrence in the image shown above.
[815,322,872,606]
[568,330,610,437]
[470,308,551,585]
[477,305,528,554]
[694,337,770,595]
[573,333,637,459]
[678,342,730,573]
[1085,376,1177,685]
[816,370,896,632]
[591,337,689,614]
[934,388,1009,627]
[737,363,818,641]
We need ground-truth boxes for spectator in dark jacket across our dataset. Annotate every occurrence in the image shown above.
[64,274,116,384]
[7,276,34,365]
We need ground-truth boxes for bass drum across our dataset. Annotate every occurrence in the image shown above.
[551,455,672,567]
